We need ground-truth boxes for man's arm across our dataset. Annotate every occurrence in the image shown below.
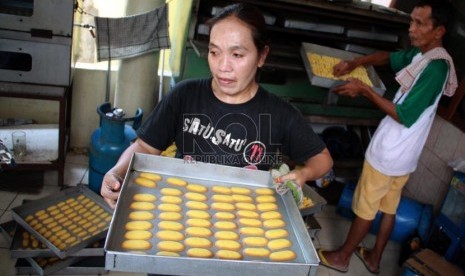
[332,51,399,122]
[333,51,391,77]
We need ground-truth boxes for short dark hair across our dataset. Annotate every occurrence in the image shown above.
[206,3,270,55]
[415,0,453,29]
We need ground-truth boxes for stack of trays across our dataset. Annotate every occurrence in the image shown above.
[105,153,319,276]
[1,185,112,275]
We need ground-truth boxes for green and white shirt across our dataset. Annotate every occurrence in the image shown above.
[365,47,449,176]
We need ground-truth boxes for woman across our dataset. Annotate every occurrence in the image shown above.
[101,3,333,208]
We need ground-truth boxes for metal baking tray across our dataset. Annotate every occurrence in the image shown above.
[10,224,105,258]
[21,256,85,276]
[105,153,319,276]
[300,42,386,95]
[299,184,327,216]
[0,219,17,245]
[15,256,108,275]
[11,185,113,259]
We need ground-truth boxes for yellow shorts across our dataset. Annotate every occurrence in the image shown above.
[352,161,409,220]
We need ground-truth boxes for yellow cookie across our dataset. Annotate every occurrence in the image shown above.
[128,211,155,221]
[216,250,243,260]
[187,248,213,258]
[156,251,180,257]
[214,212,235,220]
[256,195,277,203]
[139,172,162,181]
[124,230,153,240]
[255,188,275,196]
[122,240,152,251]
[212,186,231,195]
[186,210,211,220]
[263,219,286,229]
[232,194,253,203]
[132,194,157,202]
[157,241,185,252]
[158,212,183,221]
[243,237,269,247]
[160,188,183,196]
[211,202,235,212]
[134,177,157,188]
[268,239,292,251]
[158,203,182,212]
[243,247,270,258]
[235,202,256,211]
[212,194,234,203]
[239,218,262,227]
[214,231,239,241]
[269,250,296,262]
[185,192,207,202]
[239,227,265,236]
[184,237,213,248]
[186,183,208,193]
[130,201,156,211]
[261,211,282,220]
[185,201,209,210]
[166,177,187,187]
[185,227,213,238]
[231,186,252,195]
[156,230,185,241]
[125,221,153,231]
[186,218,212,228]
[160,195,182,204]
[237,210,259,219]
[257,203,278,212]
[214,221,237,230]
[158,221,184,231]
[215,240,241,251]
[265,229,289,239]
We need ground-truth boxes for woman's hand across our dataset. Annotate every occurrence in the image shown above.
[275,169,307,187]
[101,172,123,209]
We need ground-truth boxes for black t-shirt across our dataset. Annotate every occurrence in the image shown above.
[137,78,325,171]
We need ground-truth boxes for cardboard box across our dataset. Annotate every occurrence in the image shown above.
[404,249,464,276]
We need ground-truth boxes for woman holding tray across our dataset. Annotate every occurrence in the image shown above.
[101,3,333,209]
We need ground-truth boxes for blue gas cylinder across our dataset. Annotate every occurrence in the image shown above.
[89,102,142,194]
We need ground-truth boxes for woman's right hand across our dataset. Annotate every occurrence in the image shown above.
[101,172,123,209]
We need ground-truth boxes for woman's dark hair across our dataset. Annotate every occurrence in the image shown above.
[206,3,270,55]
[416,0,453,29]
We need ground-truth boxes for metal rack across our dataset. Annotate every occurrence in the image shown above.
[0,0,75,187]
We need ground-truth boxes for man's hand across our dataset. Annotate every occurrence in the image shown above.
[332,78,369,98]
[333,60,356,77]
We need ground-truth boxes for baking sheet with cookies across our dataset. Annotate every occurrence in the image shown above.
[105,153,319,276]
[12,185,113,259]
[10,224,105,258]
[300,42,386,95]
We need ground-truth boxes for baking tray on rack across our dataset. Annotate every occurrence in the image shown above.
[300,42,386,95]
[10,224,105,258]
[11,185,113,259]
[15,256,108,275]
[105,153,319,276]
[21,256,85,276]
[299,184,327,216]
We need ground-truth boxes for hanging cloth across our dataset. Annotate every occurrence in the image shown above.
[95,4,170,61]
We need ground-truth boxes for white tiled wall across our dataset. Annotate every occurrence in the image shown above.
[404,115,465,213]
